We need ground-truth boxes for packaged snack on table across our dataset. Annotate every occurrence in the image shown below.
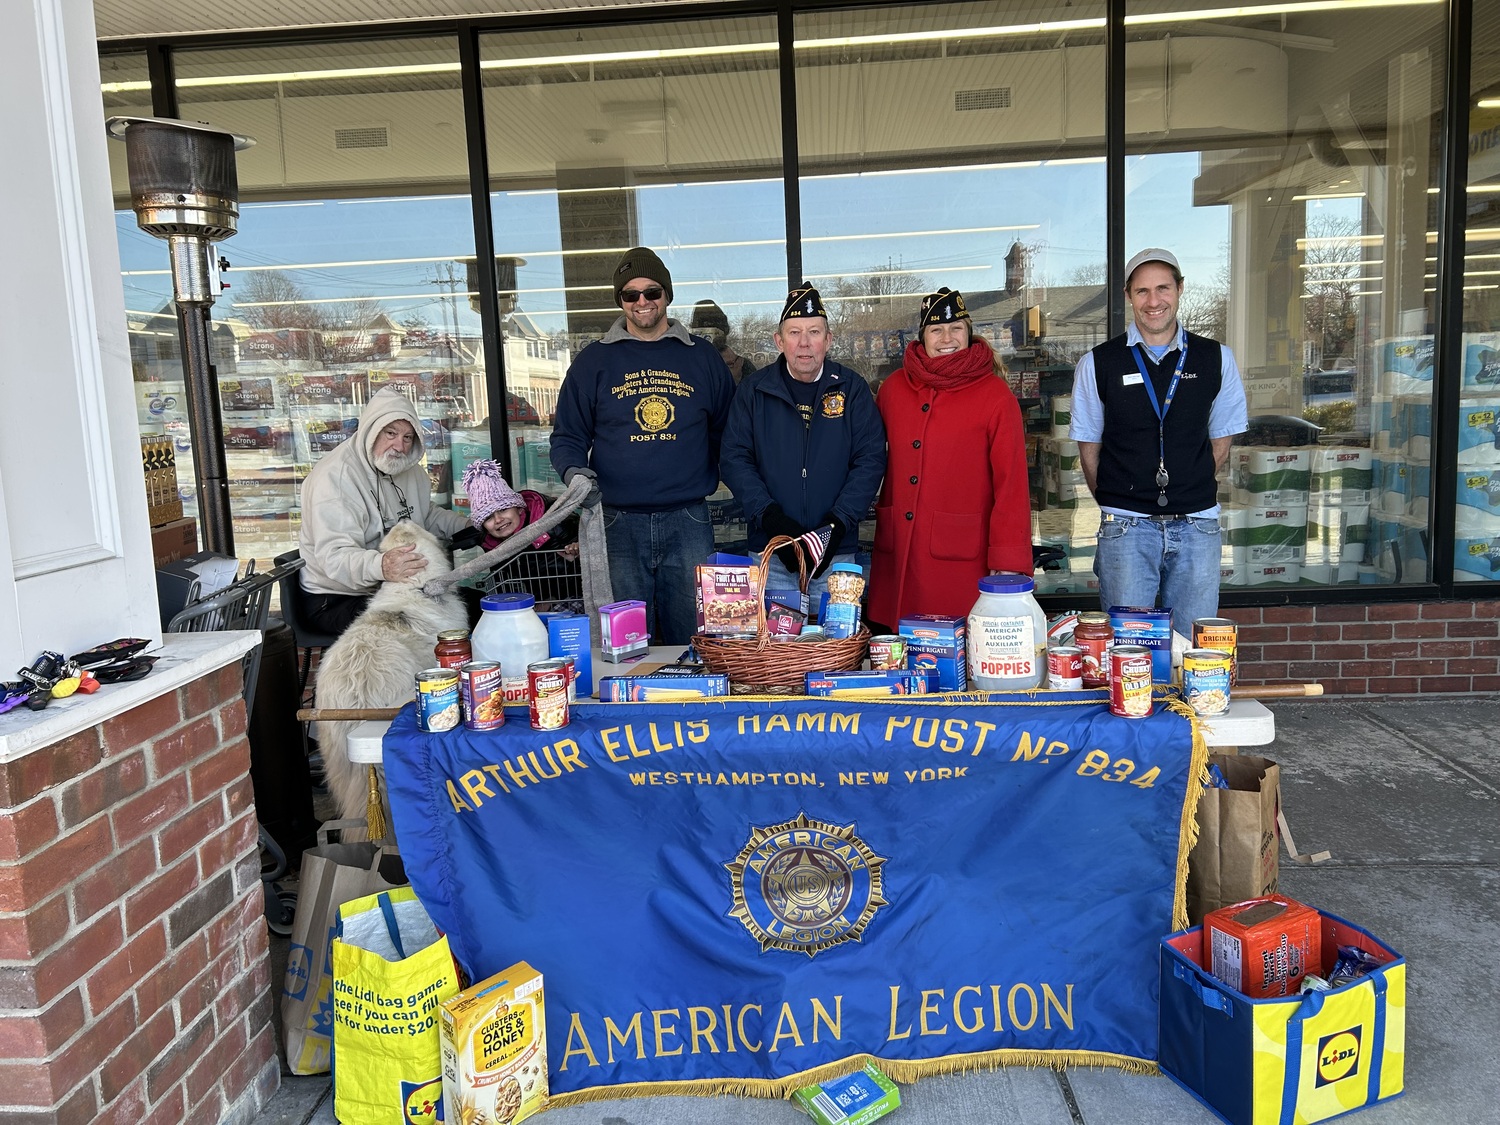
[793,1061,900,1125]
[823,562,866,639]
[1205,895,1322,998]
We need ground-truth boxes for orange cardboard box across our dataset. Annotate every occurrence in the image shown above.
[1204,895,1321,998]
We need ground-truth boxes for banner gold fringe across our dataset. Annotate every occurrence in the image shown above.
[548,1049,1159,1107]
[1163,694,1209,932]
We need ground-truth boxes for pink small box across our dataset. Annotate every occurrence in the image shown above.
[599,600,650,662]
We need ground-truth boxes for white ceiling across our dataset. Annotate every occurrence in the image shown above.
[91,0,695,41]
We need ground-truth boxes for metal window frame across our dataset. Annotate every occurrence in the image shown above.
[99,0,1486,608]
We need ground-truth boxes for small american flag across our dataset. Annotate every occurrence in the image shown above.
[794,524,835,573]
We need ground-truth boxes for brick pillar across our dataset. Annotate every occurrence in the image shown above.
[0,663,279,1123]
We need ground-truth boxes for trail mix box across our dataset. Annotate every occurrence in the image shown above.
[793,1061,901,1125]
[440,961,548,1125]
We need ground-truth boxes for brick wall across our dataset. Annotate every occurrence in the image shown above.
[0,663,279,1124]
[1223,600,1500,695]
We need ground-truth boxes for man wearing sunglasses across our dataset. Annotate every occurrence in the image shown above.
[551,246,734,645]
[1069,248,1248,640]
[299,386,471,636]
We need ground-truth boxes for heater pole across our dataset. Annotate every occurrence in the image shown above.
[176,301,234,555]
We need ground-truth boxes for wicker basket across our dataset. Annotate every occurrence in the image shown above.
[692,536,868,694]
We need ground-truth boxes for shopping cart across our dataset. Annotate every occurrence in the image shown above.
[167,559,303,935]
[467,546,584,612]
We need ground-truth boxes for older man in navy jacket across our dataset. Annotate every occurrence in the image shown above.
[720,284,887,600]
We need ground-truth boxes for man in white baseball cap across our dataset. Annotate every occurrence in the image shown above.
[1066,248,1248,639]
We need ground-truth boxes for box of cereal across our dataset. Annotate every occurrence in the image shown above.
[440,962,547,1125]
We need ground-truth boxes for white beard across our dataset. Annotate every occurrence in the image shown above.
[375,448,409,474]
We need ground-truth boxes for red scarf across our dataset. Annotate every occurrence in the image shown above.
[902,336,997,393]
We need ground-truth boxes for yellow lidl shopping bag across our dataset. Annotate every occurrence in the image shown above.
[332,887,460,1125]
[1159,910,1405,1125]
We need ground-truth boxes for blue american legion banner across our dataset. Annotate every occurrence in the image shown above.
[383,692,1205,1103]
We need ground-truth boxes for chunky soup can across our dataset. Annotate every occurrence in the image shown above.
[415,668,461,732]
[1182,649,1232,716]
[868,635,908,671]
[1192,617,1238,685]
[1047,644,1084,690]
[1109,646,1153,718]
[460,661,504,731]
[529,658,570,731]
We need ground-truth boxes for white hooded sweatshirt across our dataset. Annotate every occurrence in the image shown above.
[298,388,470,595]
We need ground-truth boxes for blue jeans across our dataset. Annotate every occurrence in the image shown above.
[1093,514,1221,639]
[602,502,714,646]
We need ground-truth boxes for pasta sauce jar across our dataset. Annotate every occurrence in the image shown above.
[1074,613,1114,688]
[434,629,472,669]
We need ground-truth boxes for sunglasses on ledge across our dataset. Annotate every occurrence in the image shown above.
[621,286,664,304]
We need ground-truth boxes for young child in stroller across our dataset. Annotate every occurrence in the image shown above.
[453,460,581,623]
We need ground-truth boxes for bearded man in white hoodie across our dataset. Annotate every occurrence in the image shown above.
[297,387,471,635]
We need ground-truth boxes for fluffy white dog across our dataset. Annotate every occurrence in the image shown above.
[314,520,467,840]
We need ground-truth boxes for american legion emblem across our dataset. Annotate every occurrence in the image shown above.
[726,811,886,956]
[821,391,846,418]
[634,394,674,433]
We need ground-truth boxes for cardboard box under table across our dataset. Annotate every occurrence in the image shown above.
[1159,913,1405,1125]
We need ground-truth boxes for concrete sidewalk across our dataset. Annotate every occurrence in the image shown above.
[255,697,1500,1125]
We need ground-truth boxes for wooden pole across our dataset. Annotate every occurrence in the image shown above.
[297,682,1324,722]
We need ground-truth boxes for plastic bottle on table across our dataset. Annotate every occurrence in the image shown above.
[471,593,549,706]
[966,573,1048,690]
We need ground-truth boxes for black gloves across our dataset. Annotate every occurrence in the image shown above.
[449,525,484,551]
[563,466,602,507]
[759,503,807,572]
[810,517,846,579]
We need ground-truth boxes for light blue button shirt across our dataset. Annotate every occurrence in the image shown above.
[1068,322,1248,520]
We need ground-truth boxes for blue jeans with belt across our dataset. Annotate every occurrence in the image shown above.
[602,502,715,646]
[1093,513,1222,639]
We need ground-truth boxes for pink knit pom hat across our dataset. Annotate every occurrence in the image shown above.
[461,459,525,527]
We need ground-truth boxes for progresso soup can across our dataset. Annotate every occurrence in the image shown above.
[1192,617,1239,686]
[1182,649,1232,716]
[415,668,461,732]
[1109,646,1153,719]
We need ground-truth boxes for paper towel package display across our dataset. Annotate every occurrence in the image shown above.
[1219,507,1247,564]
[1404,461,1432,521]
[1219,563,1248,586]
[1462,331,1500,389]
[1227,505,1308,564]
[1455,398,1500,466]
[1393,395,1432,459]
[1232,447,1310,507]
[1454,535,1500,581]
[1309,447,1372,504]
[1306,502,1368,566]
[1246,561,1301,585]
[1050,394,1072,438]
[1454,467,1500,535]
[1378,334,1434,394]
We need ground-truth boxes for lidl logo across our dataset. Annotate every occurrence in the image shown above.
[1316,1027,1362,1086]
[400,1077,445,1123]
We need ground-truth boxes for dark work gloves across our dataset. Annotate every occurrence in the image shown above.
[563,466,602,508]
[810,516,846,580]
[759,503,807,572]
[449,525,484,551]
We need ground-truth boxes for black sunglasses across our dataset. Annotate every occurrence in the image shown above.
[621,286,664,304]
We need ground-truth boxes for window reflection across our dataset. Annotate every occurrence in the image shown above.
[1127,0,1447,588]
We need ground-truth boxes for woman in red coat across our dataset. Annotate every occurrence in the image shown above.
[867,287,1033,630]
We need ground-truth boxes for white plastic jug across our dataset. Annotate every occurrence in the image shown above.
[471,592,549,705]
[967,573,1048,690]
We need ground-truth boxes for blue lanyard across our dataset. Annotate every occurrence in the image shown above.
[1131,339,1188,472]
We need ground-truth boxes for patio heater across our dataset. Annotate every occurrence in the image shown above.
[106,116,255,557]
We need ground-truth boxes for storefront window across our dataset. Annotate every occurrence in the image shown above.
[794,0,1107,577]
[1128,0,1447,589]
[1455,2,1500,584]
[479,15,784,550]
[113,38,477,569]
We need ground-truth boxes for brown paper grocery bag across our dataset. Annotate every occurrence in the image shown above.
[1186,754,1280,926]
[280,820,406,1075]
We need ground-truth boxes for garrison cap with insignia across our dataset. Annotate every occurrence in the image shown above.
[920,287,969,329]
[780,283,827,323]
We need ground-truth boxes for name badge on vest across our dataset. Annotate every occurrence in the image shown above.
[1122,372,1144,386]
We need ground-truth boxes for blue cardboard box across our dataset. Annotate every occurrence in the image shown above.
[899,614,967,690]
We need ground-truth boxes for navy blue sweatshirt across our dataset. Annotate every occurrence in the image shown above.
[549,320,734,512]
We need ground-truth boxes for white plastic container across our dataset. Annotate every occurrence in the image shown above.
[966,573,1048,690]
[471,592,549,706]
